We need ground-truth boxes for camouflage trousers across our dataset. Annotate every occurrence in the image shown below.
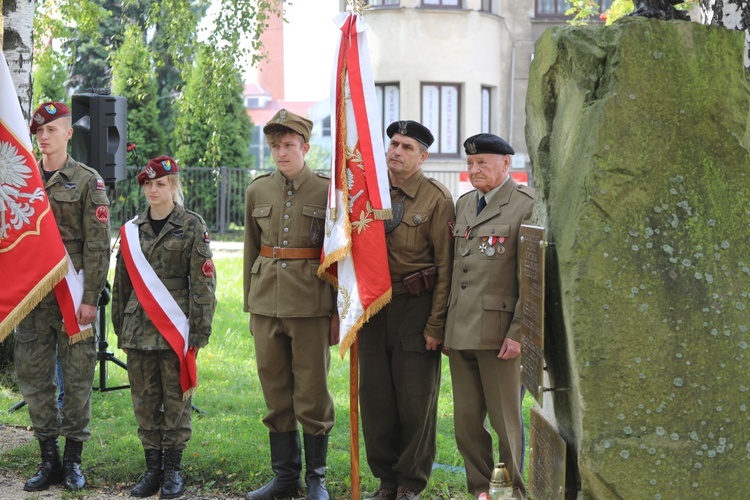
[15,304,97,442]
[127,349,192,450]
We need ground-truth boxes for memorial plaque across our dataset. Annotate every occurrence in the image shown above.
[529,407,566,500]
[519,225,546,405]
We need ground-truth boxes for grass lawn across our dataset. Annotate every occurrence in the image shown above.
[0,255,535,499]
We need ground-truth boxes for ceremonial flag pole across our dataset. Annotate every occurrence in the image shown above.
[318,8,392,499]
[0,52,68,340]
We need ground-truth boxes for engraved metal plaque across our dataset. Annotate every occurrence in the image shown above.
[519,225,546,405]
[529,407,566,500]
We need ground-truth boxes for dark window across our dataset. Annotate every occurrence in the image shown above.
[422,0,462,8]
[481,86,492,134]
[480,0,494,13]
[421,83,461,157]
[536,0,612,17]
[375,83,400,148]
[322,116,331,138]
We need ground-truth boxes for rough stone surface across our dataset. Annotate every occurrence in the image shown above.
[526,17,750,499]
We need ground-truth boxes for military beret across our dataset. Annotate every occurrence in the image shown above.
[30,102,71,134]
[137,155,180,186]
[464,133,515,156]
[386,120,434,148]
[263,109,313,143]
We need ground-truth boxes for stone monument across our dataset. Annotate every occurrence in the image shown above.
[526,17,750,498]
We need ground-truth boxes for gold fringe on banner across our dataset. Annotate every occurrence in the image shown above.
[0,257,67,342]
[67,327,94,345]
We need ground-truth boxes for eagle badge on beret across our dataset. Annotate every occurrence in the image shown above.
[276,109,287,123]
[467,142,477,154]
[145,166,156,178]
[398,121,408,135]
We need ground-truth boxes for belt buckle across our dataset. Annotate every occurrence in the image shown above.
[272,247,281,259]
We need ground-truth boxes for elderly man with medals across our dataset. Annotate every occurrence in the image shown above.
[444,134,534,499]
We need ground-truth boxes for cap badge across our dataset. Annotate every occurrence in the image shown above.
[145,166,156,178]
[277,109,287,123]
[398,121,408,135]
[161,159,172,171]
[33,114,45,125]
[467,142,477,154]
[44,104,58,115]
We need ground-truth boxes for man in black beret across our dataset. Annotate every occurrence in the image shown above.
[444,133,534,499]
[359,120,455,500]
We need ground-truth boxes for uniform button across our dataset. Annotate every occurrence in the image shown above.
[469,235,474,240]
[463,267,468,273]
[313,210,318,216]
[281,262,287,269]
[286,201,292,207]
[284,214,290,220]
[287,190,293,196]
[461,283,467,289]
[283,240,289,246]
[283,227,290,233]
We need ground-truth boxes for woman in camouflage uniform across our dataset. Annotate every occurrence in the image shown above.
[112,156,217,499]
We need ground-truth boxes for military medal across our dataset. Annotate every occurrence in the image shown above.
[486,245,496,257]
[497,244,506,255]
[459,240,471,256]
[479,237,488,253]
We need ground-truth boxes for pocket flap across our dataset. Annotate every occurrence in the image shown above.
[302,204,326,219]
[252,204,272,217]
[482,293,516,312]
[53,190,81,203]
[475,224,510,238]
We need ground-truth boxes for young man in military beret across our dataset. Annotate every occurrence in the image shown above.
[359,120,455,500]
[444,133,534,499]
[16,102,111,492]
[243,108,337,500]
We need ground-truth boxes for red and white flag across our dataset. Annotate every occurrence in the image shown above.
[318,12,392,355]
[0,53,67,341]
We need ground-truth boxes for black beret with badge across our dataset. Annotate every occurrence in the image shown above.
[386,120,434,148]
[263,108,313,143]
[464,133,515,156]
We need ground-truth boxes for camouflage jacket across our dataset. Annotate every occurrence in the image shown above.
[112,204,217,350]
[39,155,111,307]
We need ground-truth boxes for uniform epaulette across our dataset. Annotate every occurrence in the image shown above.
[427,177,453,199]
[457,190,475,202]
[76,162,102,178]
[314,171,331,180]
[516,184,535,199]
[185,208,208,226]
[250,171,273,184]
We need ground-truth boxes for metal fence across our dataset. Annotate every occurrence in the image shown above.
[111,167,469,234]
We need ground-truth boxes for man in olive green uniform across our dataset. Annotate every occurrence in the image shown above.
[243,109,337,500]
[360,121,454,500]
[444,133,534,499]
[15,102,110,491]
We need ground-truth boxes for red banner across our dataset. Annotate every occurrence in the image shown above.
[0,53,67,340]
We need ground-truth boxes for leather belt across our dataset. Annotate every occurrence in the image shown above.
[260,245,321,260]
[163,278,189,291]
[64,241,83,254]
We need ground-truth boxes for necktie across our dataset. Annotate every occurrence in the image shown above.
[477,195,486,215]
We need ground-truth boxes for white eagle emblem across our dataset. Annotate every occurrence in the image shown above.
[0,140,45,240]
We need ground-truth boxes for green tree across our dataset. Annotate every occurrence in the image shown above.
[32,46,68,103]
[173,43,252,168]
[111,24,166,160]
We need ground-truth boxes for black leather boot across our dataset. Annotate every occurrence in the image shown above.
[245,431,303,500]
[24,438,63,491]
[62,438,86,491]
[131,448,164,497]
[303,434,329,500]
[161,449,185,499]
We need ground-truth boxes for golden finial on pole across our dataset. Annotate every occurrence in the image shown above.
[346,0,370,15]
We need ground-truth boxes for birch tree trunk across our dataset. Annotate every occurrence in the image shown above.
[2,0,35,119]
[700,0,750,69]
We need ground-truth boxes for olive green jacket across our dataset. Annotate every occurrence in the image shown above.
[243,165,334,318]
[445,178,534,349]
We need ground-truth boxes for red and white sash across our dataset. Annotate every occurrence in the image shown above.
[53,251,93,343]
[120,218,197,399]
